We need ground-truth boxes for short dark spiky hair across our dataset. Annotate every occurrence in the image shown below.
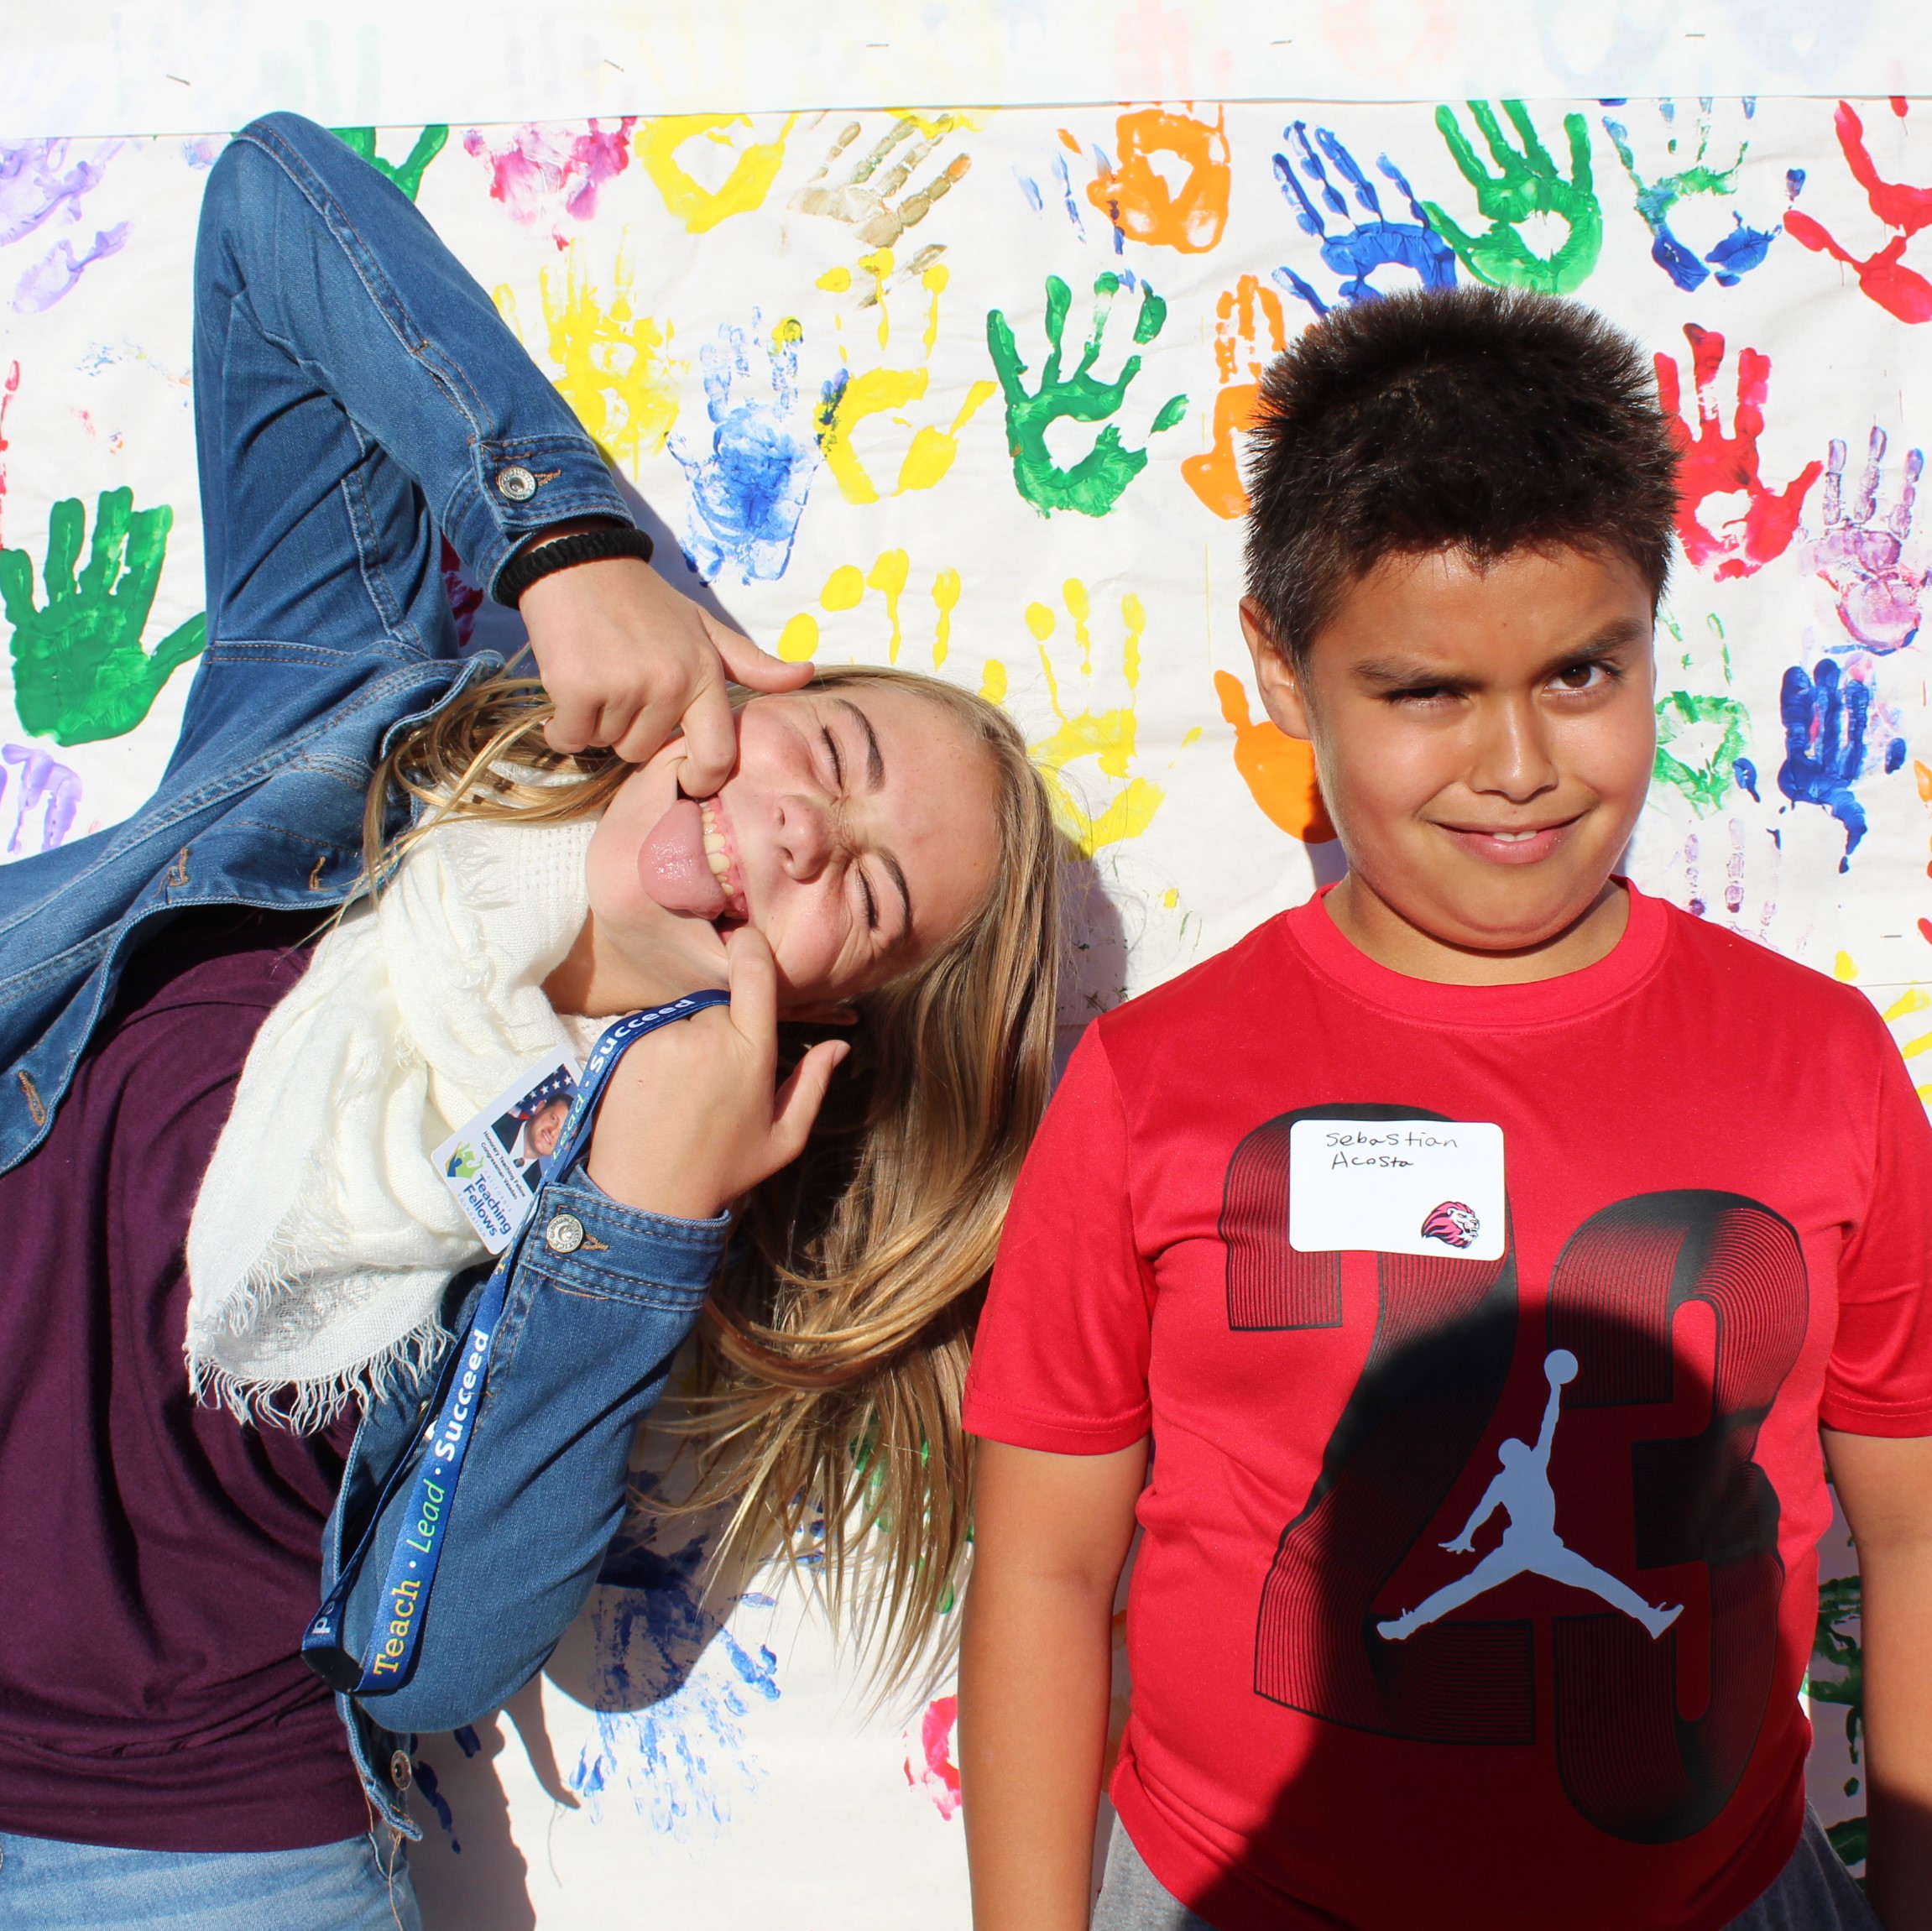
[1243,286,1679,663]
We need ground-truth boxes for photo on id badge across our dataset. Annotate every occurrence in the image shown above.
[432,1052,582,1252]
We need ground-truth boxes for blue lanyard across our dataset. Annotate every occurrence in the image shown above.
[301,987,732,1697]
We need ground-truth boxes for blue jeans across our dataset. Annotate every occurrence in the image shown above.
[1091,1806,1882,1930]
[0,1828,423,1930]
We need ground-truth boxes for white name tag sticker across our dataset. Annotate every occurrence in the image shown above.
[431,1051,582,1254]
[1288,1118,1506,1261]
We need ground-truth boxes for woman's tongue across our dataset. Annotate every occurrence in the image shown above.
[636,799,728,920]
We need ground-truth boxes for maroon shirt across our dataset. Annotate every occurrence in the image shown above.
[0,911,367,1851]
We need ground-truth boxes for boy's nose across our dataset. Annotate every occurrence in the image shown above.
[1469,698,1559,800]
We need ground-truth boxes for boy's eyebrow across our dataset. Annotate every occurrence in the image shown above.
[1351,619,1655,691]
[831,698,885,790]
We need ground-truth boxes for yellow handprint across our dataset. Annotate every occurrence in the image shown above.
[498,245,683,474]
[635,113,796,234]
[1026,580,1174,855]
[813,252,996,505]
[778,550,964,669]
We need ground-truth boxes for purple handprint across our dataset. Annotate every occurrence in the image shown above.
[2,741,82,856]
[0,139,119,249]
[1801,428,1926,654]
[1271,123,1456,319]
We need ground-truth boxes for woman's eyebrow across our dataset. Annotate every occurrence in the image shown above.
[831,698,885,790]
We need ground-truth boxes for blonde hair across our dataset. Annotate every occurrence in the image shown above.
[367,664,1062,1686]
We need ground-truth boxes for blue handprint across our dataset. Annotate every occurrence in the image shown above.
[1601,101,1800,294]
[1271,123,1456,319]
[671,316,818,585]
[1778,658,1906,871]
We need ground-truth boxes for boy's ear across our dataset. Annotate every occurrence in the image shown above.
[1239,599,1313,743]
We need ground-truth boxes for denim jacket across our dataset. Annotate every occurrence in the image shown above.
[0,114,727,1835]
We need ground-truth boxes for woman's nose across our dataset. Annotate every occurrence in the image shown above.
[777,791,837,874]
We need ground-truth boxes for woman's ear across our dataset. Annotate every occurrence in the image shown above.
[781,1001,860,1027]
[1239,599,1313,743]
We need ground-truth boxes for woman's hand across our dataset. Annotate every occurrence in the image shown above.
[583,927,849,1221]
[517,547,811,790]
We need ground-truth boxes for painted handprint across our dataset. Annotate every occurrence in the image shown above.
[1271,123,1455,317]
[1801,428,1926,654]
[527,245,683,474]
[1086,107,1230,253]
[776,550,963,671]
[1183,275,1287,520]
[0,138,119,248]
[986,274,1187,518]
[1656,325,1822,580]
[1,742,81,855]
[1601,101,1797,292]
[0,490,206,745]
[1653,690,1752,816]
[814,253,996,505]
[1026,580,1167,853]
[330,125,447,203]
[791,114,971,251]
[1786,102,1932,326]
[1420,101,1602,295]
[671,317,817,584]
[1214,671,1334,843]
[464,121,635,241]
[1779,657,1905,870]
[636,114,795,234]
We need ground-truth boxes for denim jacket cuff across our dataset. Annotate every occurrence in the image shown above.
[518,1174,730,1297]
[440,443,636,604]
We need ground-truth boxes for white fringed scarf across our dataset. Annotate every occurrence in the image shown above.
[185,816,605,1428]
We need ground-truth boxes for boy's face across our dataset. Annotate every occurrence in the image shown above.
[1243,545,1657,972]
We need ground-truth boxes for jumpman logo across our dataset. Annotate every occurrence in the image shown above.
[1376,1349,1683,1643]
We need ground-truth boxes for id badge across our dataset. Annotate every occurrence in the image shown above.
[1287,1118,1506,1261]
[431,1051,582,1252]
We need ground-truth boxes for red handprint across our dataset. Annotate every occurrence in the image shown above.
[1784,102,1932,325]
[1656,324,1822,581]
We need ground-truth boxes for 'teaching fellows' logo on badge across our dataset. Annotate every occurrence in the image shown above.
[1421,1200,1481,1249]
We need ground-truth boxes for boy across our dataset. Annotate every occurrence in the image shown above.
[958,289,1932,1931]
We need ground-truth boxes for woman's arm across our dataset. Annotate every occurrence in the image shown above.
[1821,1429,1932,1931]
[336,929,846,1731]
[961,1437,1148,1931]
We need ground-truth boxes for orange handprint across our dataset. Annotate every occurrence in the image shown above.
[1215,671,1334,843]
[1183,276,1288,520]
[1656,324,1822,581]
[1085,108,1231,253]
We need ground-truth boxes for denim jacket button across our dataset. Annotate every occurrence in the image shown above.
[495,464,538,503]
[389,1750,413,1791]
[544,1213,586,1254]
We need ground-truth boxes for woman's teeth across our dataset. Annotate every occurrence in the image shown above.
[701,802,731,885]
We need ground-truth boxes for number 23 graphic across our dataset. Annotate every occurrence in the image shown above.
[1219,1104,1808,1844]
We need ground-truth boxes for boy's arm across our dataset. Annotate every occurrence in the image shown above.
[962,1438,1148,1931]
[1820,1428,1932,1931]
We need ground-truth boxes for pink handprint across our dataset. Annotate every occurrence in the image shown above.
[1802,428,1925,653]
[1785,102,1932,326]
[1655,324,1822,580]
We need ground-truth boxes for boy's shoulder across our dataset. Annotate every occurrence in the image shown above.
[1650,895,1890,1034]
[1093,908,1304,1059]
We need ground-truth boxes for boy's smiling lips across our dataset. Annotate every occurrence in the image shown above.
[1430,812,1586,867]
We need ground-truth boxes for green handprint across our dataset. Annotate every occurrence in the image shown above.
[986,273,1187,518]
[1421,101,1602,295]
[1,490,207,746]
[331,125,449,203]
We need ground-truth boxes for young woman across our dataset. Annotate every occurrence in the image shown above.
[0,114,1057,1929]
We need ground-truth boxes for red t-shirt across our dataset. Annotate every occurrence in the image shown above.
[963,885,1932,1931]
